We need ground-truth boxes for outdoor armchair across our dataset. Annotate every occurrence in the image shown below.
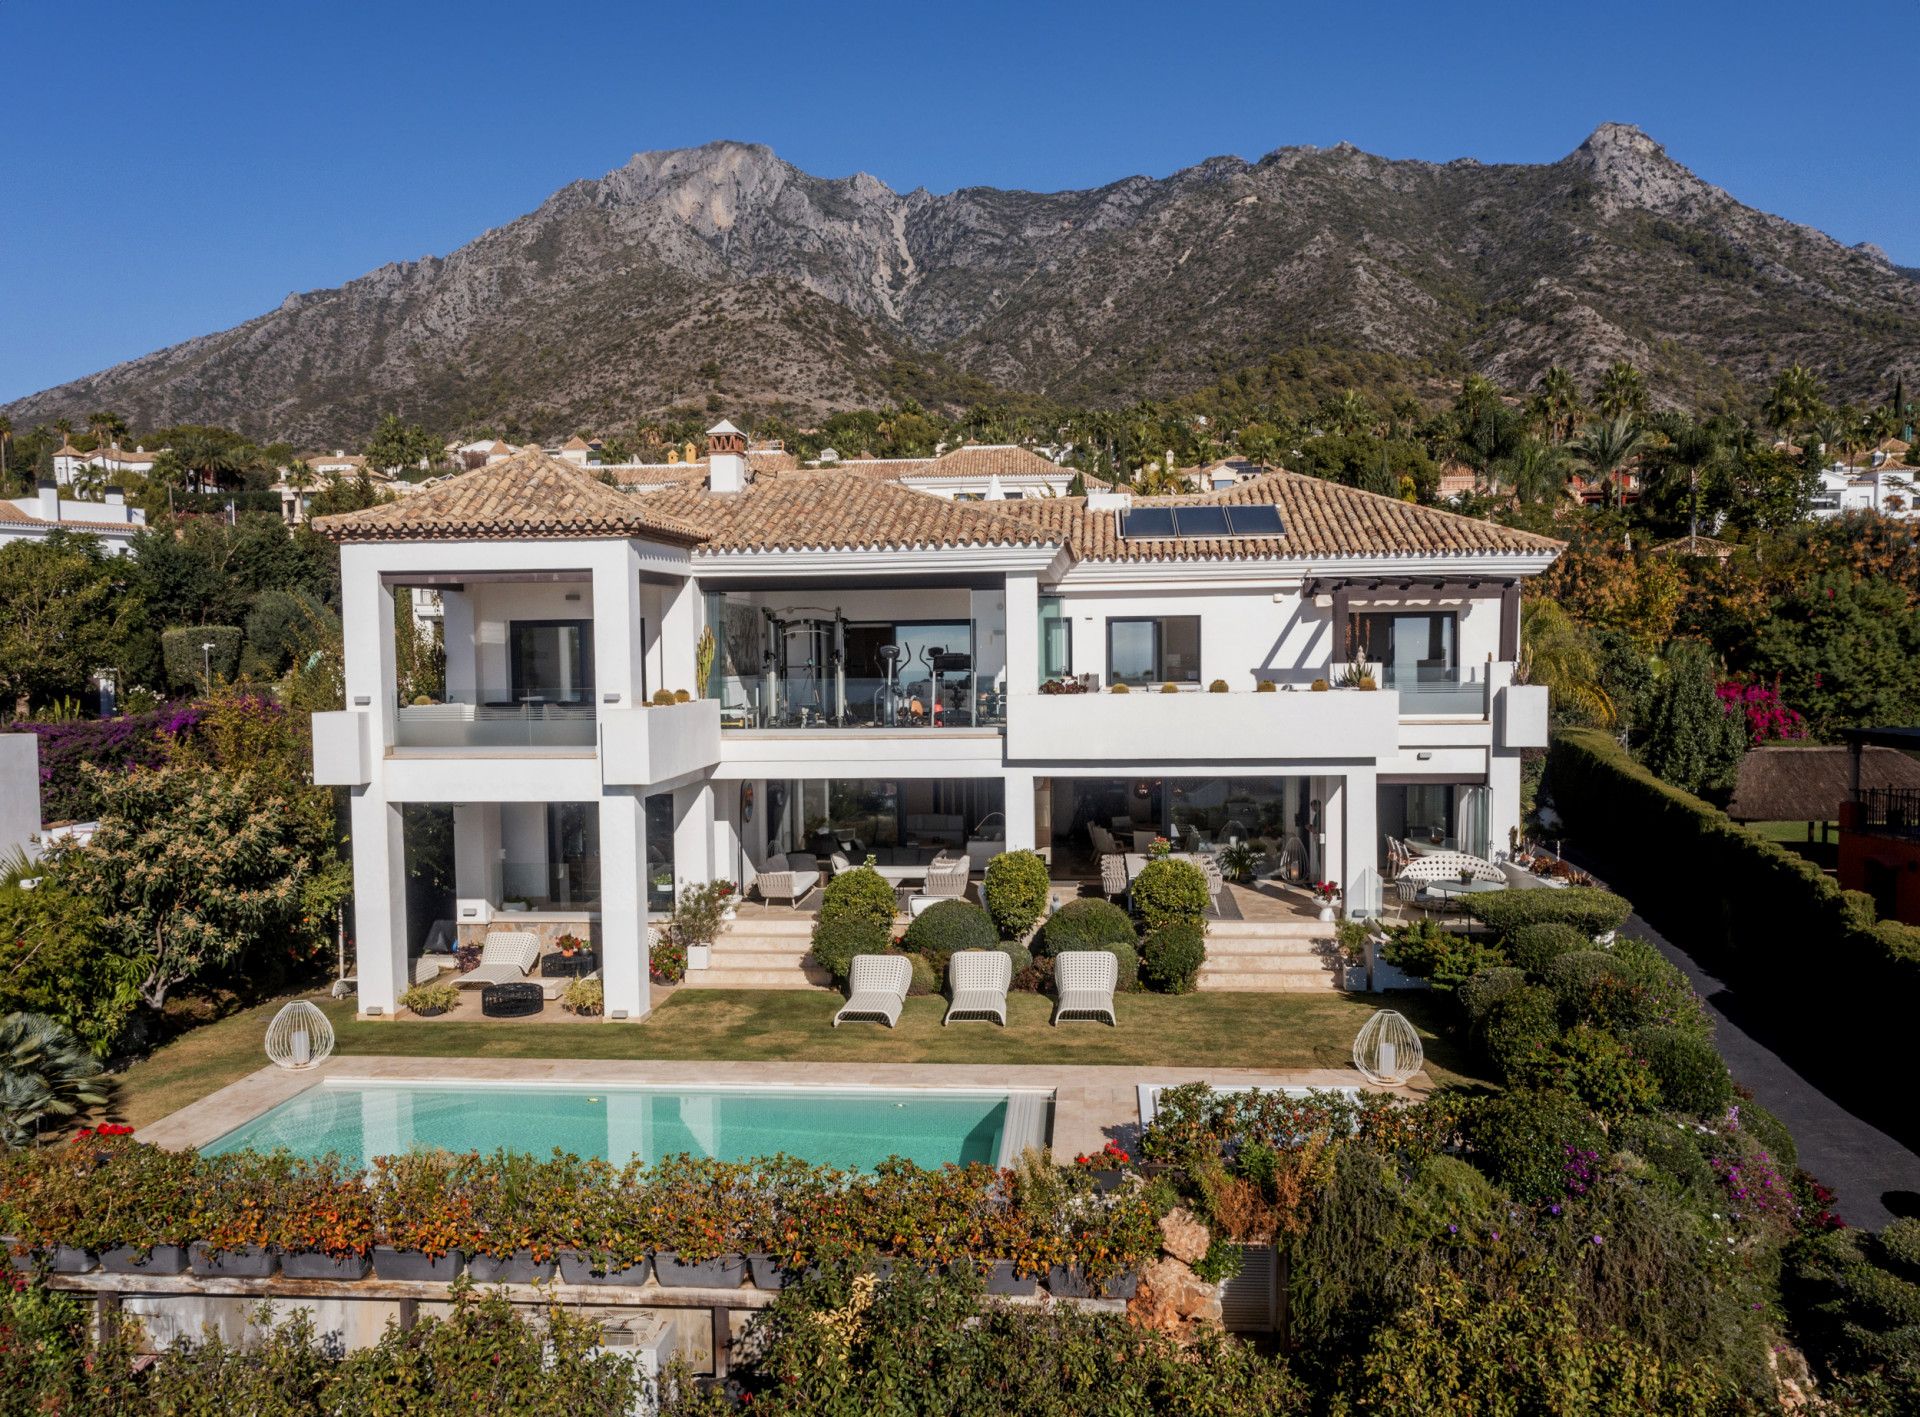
[943,949,1011,1027]
[757,853,821,908]
[833,954,913,1028]
[1052,951,1118,1027]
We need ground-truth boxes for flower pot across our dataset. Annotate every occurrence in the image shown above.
[1047,1265,1140,1300]
[687,944,712,971]
[981,1260,1039,1297]
[721,907,738,923]
[557,1250,651,1286]
[1317,904,1336,923]
[413,1004,450,1018]
[1086,1169,1127,1194]
[8,1244,96,1274]
[651,1251,747,1288]
[189,1243,277,1279]
[372,1246,464,1282]
[102,1244,188,1275]
[1342,964,1369,991]
[466,1249,557,1284]
[746,1252,792,1289]
[282,1250,370,1281]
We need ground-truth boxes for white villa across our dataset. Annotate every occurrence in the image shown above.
[1810,449,1917,520]
[51,440,161,488]
[0,481,145,554]
[312,422,1558,1022]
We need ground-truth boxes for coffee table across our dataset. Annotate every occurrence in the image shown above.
[480,982,543,1018]
[540,952,596,979]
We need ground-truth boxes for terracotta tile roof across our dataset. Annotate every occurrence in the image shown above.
[989,471,1564,562]
[0,500,142,534]
[313,447,712,545]
[634,471,1063,554]
[305,452,367,469]
[561,435,593,451]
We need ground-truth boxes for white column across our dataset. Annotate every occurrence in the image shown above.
[1003,770,1036,853]
[673,783,715,888]
[1003,572,1040,697]
[591,547,645,710]
[349,790,408,1018]
[658,578,698,700]
[1489,752,1522,857]
[340,548,398,747]
[1343,763,1379,904]
[598,790,650,1020]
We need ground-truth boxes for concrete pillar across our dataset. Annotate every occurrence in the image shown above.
[659,579,699,700]
[592,549,646,709]
[1317,775,1342,892]
[1003,770,1037,852]
[451,803,501,902]
[1003,572,1040,697]
[1343,763,1379,901]
[349,790,408,1018]
[340,550,399,747]
[598,790,651,1020]
[1489,752,1522,858]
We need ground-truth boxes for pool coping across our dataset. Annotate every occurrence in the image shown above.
[142,1055,1423,1162]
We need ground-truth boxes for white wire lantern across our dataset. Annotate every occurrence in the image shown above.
[265,1000,335,1070]
[1352,1008,1422,1087]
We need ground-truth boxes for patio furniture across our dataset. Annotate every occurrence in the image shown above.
[943,949,1011,1027]
[480,982,543,1018]
[540,951,596,979]
[757,853,821,909]
[264,1000,334,1070]
[1052,952,1118,1027]
[412,954,452,985]
[539,968,597,1003]
[1132,830,1160,855]
[966,813,1005,869]
[829,852,855,875]
[1099,854,1129,900]
[458,930,542,988]
[1089,824,1118,856]
[833,954,912,1028]
[1395,852,1504,885]
[921,855,970,901]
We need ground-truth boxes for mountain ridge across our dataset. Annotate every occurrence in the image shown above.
[7,125,1916,443]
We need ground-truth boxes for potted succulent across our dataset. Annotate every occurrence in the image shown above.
[648,1156,749,1287]
[188,1151,286,1278]
[554,932,587,959]
[556,1158,652,1286]
[276,1156,374,1279]
[401,980,458,1018]
[561,977,604,1017]
[371,1151,472,1282]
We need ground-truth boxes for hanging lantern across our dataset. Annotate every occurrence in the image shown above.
[1352,1009,1421,1087]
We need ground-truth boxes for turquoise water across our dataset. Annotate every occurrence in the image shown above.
[202,1083,1008,1171]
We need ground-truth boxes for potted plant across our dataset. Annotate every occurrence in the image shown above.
[737,1156,829,1290]
[554,932,586,959]
[1072,1140,1134,1194]
[276,1156,374,1279]
[95,1141,196,1275]
[1146,836,1173,860]
[1046,1176,1156,1301]
[1458,868,1475,886]
[562,977,604,1017]
[717,879,739,922]
[650,935,687,985]
[1334,919,1372,992]
[401,980,458,1018]
[464,1152,562,1284]
[188,1151,286,1278]
[371,1151,472,1281]
[1313,880,1341,923]
[648,1156,749,1287]
[670,881,731,971]
[556,1157,652,1286]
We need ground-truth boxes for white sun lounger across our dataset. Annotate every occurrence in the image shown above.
[832,954,912,1028]
[943,949,1011,1027]
[457,930,542,988]
[1052,951,1118,1027]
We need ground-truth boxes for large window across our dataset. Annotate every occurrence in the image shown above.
[509,620,594,703]
[645,795,675,913]
[1106,616,1201,686]
[1039,597,1072,681]
[1353,612,1456,682]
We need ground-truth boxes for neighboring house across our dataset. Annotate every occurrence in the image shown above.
[814,443,1092,500]
[1836,728,1920,926]
[311,421,1560,1022]
[274,451,395,525]
[1810,453,1917,520]
[51,441,161,488]
[0,482,146,554]
[1174,457,1271,493]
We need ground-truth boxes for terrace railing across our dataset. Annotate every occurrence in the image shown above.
[1855,787,1920,839]
[394,692,597,750]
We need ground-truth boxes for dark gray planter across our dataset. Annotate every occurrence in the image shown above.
[557,1250,651,1286]
[1087,1169,1127,1193]
[651,1251,746,1288]
[982,1260,1039,1297]
[282,1250,371,1280]
[102,1244,188,1275]
[7,1245,96,1274]
[466,1249,557,1284]
[1047,1265,1140,1300]
[746,1252,795,1290]
[189,1243,277,1278]
[372,1246,464,1282]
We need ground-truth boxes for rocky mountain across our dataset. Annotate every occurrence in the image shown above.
[8,125,1917,443]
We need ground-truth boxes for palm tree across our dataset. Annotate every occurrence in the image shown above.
[1536,366,1583,442]
[1660,420,1721,540]
[1506,439,1572,505]
[1570,416,1646,507]
[1594,361,1648,421]
[1517,600,1614,727]
[1762,365,1826,438]
[1456,402,1525,494]
[51,417,73,441]
[1325,388,1373,437]
[0,1011,113,1146]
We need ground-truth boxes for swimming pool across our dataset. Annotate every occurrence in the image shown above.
[201,1081,1034,1171]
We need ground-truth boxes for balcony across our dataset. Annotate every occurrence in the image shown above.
[600,701,722,785]
[1852,787,1920,840]
[717,672,1006,732]
[1383,665,1488,716]
[394,692,596,751]
[1005,686,1400,763]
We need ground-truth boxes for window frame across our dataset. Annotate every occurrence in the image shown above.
[1105,615,1202,686]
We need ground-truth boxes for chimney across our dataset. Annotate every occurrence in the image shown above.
[37,479,60,523]
[705,419,749,494]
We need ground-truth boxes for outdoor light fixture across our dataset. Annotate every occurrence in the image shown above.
[603,691,621,703]
[353,695,371,706]
[1416,751,1432,761]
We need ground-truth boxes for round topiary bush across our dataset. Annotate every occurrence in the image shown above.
[1208,679,1229,693]
[1507,922,1591,975]
[998,941,1034,989]
[902,900,997,957]
[1462,1088,1605,1204]
[1036,898,1135,957]
[1465,886,1632,941]
[1479,983,1562,1083]
[1541,950,1646,1030]
[1633,1026,1733,1117]
[808,918,890,986]
[901,952,937,997]
[1140,920,1207,994]
[1130,858,1212,932]
[819,866,896,930]
[982,850,1051,940]
[1457,966,1526,1034]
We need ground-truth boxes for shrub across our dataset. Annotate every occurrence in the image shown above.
[1130,858,1211,931]
[1381,919,1506,991]
[1733,1099,1797,1170]
[160,626,242,691]
[1611,1113,1715,1197]
[1465,885,1632,941]
[1479,983,1561,1082]
[819,866,896,929]
[1456,966,1526,1033]
[1542,950,1654,1031]
[1208,679,1230,693]
[982,851,1050,939]
[1512,1023,1659,1116]
[649,934,687,984]
[1462,1089,1604,1203]
[1140,921,1207,994]
[1507,922,1591,974]
[1036,898,1135,957]
[902,900,997,956]
[1632,1026,1733,1116]
[649,688,676,706]
[1256,680,1276,692]
[902,952,937,996]
[561,977,604,1015]
[997,941,1034,988]
[808,919,890,986]
[400,981,458,1015]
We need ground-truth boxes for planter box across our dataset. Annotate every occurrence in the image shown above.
[982,1260,1039,1297]
[7,1245,96,1274]
[282,1250,371,1281]
[466,1249,558,1284]
[372,1246,464,1282]
[1047,1265,1140,1300]
[652,1251,747,1288]
[189,1243,277,1279]
[746,1252,795,1290]
[557,1250,651,1286]
[412,1004,450,1018]
[102,1244,188,1276]
[687,944,712,971]
[1341,964,1368,991]
[1086,1169,1128,1194]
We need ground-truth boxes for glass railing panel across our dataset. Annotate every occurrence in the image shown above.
[498,859,601,910]
[717,665,1006,729]
[1382,666,1487,715]
[393,691,598,749]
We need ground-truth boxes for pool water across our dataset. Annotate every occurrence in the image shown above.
[202,1082,1010,1171]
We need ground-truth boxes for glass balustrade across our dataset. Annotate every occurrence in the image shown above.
[393,690,598,749]
[716,662,1006,730]
[1382,665,1487,715]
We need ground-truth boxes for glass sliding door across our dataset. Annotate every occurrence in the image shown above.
[1039,597,1072,682]
[1105,616,1201,687]
[509,619,594,704]
[645,795,675,913]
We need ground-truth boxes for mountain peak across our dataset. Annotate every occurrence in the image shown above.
[1565,122,1714,216]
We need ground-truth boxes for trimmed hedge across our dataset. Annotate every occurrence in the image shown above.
[819,866,896,929]
[982,850,1050,939]
[902,900,997,956]
[1050,934,1139,992]
[1462,1089,1605,1204]
[997,941,1034,988]
[809,919,890,986]
[1480,984,1561,1083]
[1036,899,1134,957]
[1464,885,1632,940]
[1130,858,1211,932]
[1632,1026,1734,1117]
[1507,923,1592,974]
[160,626,242,691]
[1549,727,1920,1082]
[1140,921,1207,994]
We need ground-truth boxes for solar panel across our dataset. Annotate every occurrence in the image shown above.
[1172,506,1231,537]
[1120,507,1177,538]
[1226,505,1284,536]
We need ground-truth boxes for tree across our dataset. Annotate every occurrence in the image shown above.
[1652,420,1720,539]
[0,536,143,716]
[1594,361,1648,421]
[1505,439,1571,505]
[363,414,441,475]
[1518,599,1613,726]
[1761,365,1827,437]
[1714,445,1817,535]
[1749,573,1920,739]
[1065,470,1087,497]
[1536,366,1583,442]
[0,415,11,489]
[0,1012,113,1146]
[1636,641,1747,795]
[0,860,143,1055]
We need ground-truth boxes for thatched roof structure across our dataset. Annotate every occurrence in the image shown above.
[1725,746,1920,822]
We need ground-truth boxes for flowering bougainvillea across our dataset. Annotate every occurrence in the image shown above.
[1714,680,1808,745]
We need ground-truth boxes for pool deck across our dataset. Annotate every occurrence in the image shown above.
[143,1055,1426,1161]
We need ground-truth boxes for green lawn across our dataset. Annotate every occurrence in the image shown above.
[114,988,1489,1130]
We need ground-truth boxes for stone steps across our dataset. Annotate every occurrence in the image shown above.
[682,917,832,990]
[1197,926,1340,993]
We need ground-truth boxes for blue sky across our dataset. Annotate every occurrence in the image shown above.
[3,0,1914,404]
